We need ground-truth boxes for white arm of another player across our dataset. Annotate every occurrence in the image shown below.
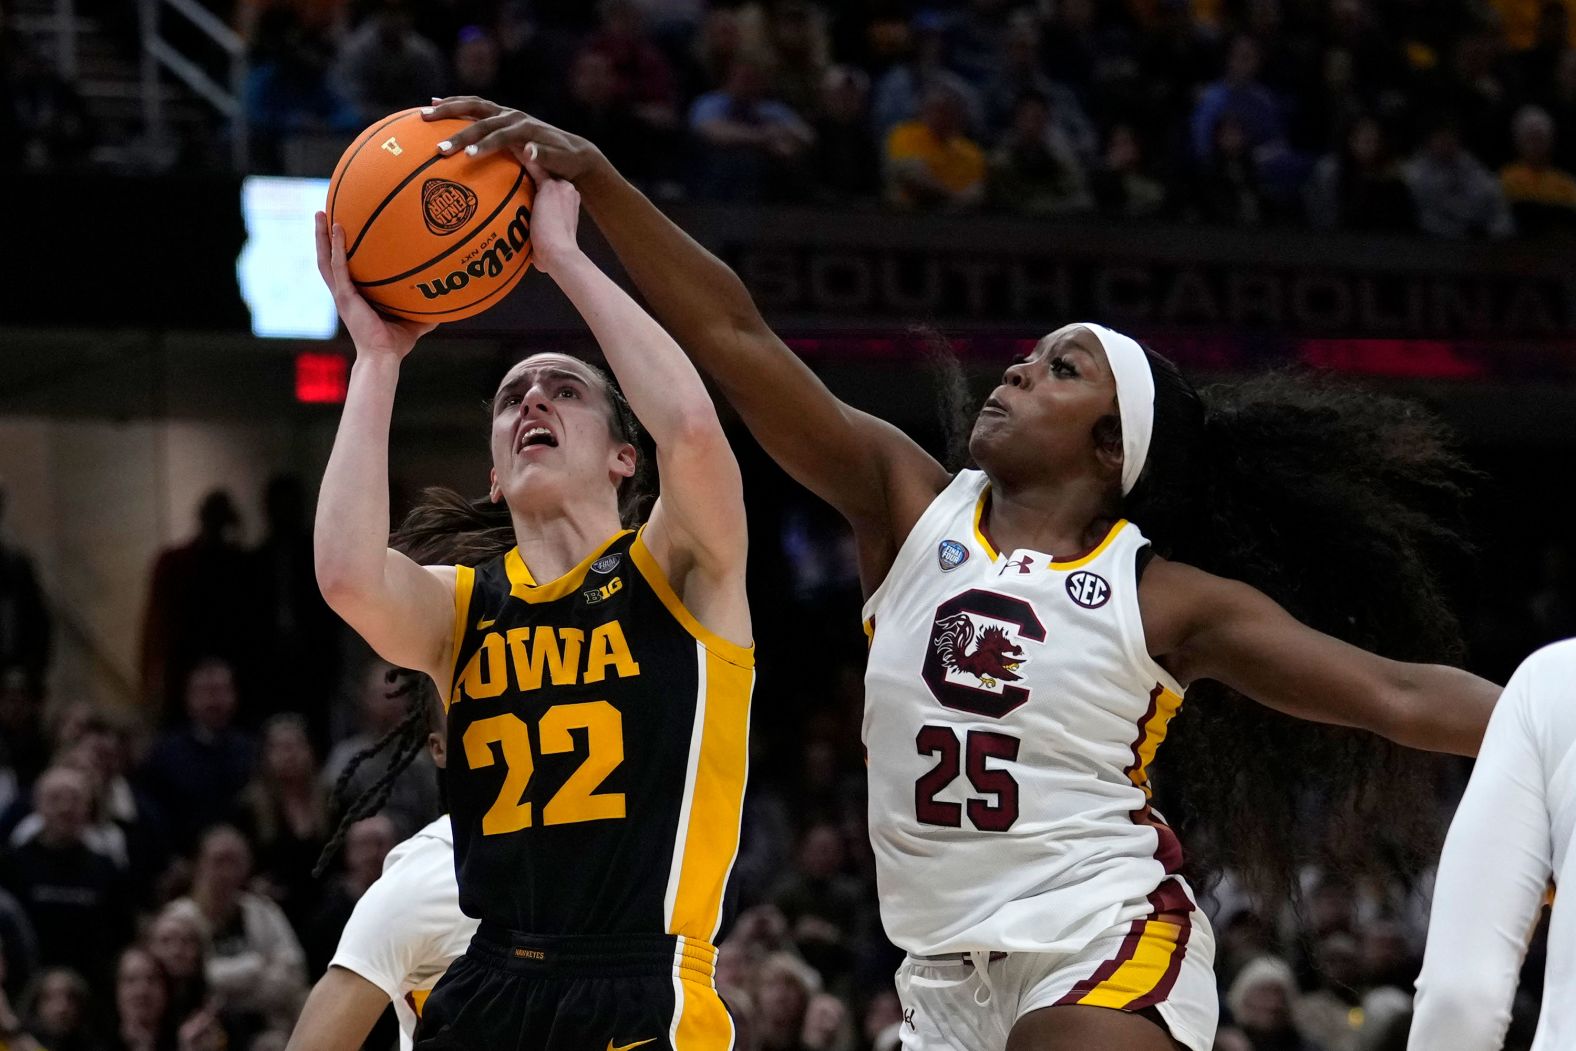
[1409,647,1560,1050]
[296,825,470,1051]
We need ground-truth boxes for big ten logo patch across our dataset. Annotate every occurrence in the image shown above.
[584,576,623,605]
[921,589,1046,718]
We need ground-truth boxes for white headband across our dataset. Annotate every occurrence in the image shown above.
[1077,322,1154,496]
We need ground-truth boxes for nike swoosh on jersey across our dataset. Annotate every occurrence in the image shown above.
[607,1040,656,1051]
[477,617,496,630]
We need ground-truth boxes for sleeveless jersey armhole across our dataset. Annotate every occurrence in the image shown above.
[861,470,982,627]
[1113,531,1186,700]
[1135,546,1154,582]
[446,564,476,708]
[629,528,754,670]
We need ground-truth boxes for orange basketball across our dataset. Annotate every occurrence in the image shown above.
[327,108,535,322]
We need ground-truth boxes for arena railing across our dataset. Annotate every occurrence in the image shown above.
[137,0,248,170]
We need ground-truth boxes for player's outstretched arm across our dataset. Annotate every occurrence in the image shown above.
[284,966,391,1051]
[421,99,949,551]
[526,169,748,645]
[1140,558,1499,756]
[312,213,457,689]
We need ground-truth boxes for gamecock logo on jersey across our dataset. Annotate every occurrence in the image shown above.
[921,589,1046,718]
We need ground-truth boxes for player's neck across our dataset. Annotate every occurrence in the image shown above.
[509,502,625,582]
[982,472,1119,559]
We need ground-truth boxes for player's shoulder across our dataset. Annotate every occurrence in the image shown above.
[1507,640,1576,693]
[449,548,518,606]
[1519,638,1576,673]
[347,819,457,938]
[1509,640,1576,702]
[1501,640,1576,744]
[424,564,459,585]
[380,816,455,875]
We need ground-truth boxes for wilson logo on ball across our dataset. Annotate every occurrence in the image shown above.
[421,178,479,235]
[417,204,532,300]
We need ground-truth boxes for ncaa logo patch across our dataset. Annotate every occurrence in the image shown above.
[937,539,969,572]
[1065,570,1111,609]
[421,178,478,235]
[591,553,622,574]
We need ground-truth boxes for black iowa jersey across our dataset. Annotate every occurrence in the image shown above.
[443,528,753,943]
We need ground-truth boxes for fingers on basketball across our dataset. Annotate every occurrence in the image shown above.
[328,223,355,296]
[313,212,333,285]
[441,112,518,155]
[422,95,504,122]
[521,151,551,187]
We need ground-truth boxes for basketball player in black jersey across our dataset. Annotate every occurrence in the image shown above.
[312,164,752,1050]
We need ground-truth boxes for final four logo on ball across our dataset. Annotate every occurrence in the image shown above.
[937,539,969,572]
[421,178,479,235]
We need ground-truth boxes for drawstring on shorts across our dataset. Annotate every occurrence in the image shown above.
[967,949,995,1006]
[908,950,1005,1007]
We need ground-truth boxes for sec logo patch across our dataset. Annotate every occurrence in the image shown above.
[1065,571,1110,609]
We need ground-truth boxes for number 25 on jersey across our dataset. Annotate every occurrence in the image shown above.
[915,725,1021,831]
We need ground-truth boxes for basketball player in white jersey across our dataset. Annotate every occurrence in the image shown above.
[1411,639,1576,1050]
[285,714,474,1051]
[423,101,1501,1050]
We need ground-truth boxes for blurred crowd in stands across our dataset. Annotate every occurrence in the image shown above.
[0,467,1570,1051]
[6,0,1576,237]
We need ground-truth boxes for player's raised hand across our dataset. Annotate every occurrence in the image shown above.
[422,97,606,183]
[314,211,436,359]
[522,162,583,275]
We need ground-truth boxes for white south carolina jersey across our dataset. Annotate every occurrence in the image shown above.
[1412,640,1576,1051]
[863,469,1193,957]
[328,816,476,1050]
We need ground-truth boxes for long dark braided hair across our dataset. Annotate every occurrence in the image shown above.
[314,355,654,875]
[313,667,442,877]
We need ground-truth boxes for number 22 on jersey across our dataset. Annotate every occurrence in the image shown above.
[463,700,627,835]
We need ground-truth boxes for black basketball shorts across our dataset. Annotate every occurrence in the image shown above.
[414,925,733,1051]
